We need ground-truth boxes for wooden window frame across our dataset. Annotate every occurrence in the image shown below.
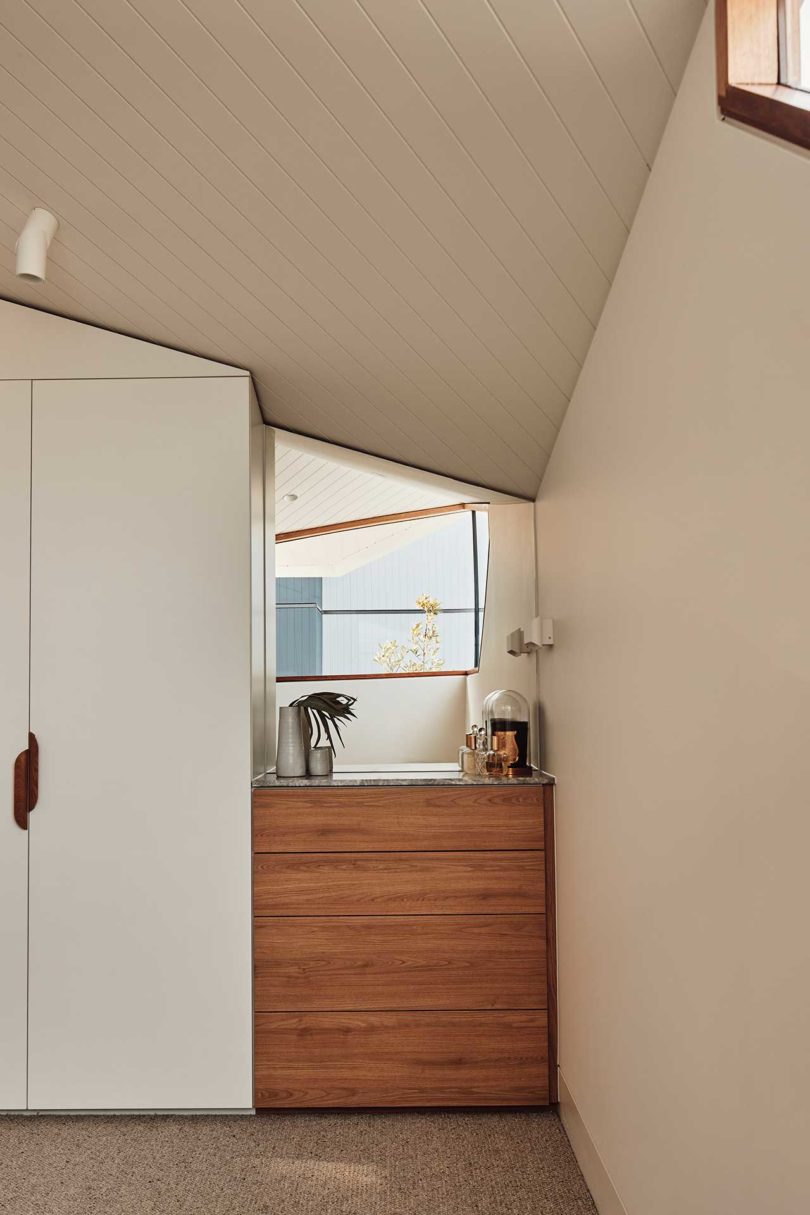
[275,501,484,545]
[718,0,810,150]
[275,669,476,683]
[275,502,488,684]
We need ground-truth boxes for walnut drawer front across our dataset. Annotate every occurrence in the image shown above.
[254,1010,549,1107]
[252,786,544,853]
[254,851,545,916]
[254,914,546,1011]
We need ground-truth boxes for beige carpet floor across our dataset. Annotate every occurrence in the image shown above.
[0,1110,596,1215]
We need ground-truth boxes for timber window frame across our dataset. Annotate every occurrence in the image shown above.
[717,0,810,150]
[275,503,489,683]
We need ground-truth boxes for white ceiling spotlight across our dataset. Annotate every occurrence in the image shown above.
[15,208,59,283]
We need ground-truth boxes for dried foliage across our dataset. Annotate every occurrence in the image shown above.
[290,690,358,755]
[374,594,445,673]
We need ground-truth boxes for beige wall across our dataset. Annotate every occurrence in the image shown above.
[276,675,467,766]
[535,14,810,1215]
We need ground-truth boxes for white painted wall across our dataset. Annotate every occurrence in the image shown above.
[467,503,538,756]
[276,675,467,766]
[0,298,242,379]
[535,15,810,1215]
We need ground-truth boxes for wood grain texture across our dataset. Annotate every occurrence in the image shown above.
[725,0,778,85]
[254,914,546,1011]
[717,0,810,152]
[254,1010,549,1107]
[276,670,474,683]
[717,0,731,98]
[254,851,545,915]
[276,501,478,542]
[543,785,558,1105]
[720,81,810,150]
[252,786,545,853]
[12,748,28,832]
[28,732,39,813]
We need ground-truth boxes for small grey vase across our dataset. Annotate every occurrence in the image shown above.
[307,745,333,777]
[276,706,307,777]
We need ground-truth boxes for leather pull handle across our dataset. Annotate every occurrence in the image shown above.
[13,749,29,831]
[28,732,38,814]
[12,733,38,830]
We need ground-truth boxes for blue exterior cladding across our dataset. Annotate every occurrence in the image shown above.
[277,577,323,677]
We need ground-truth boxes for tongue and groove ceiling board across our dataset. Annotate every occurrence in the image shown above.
[275,433,467,534]
[0,0,705,498]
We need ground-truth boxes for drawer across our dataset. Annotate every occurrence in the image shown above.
[254,851,545,915]
[254,1010,549,1107]
[254,914,546,1011]
[252,786,544,852]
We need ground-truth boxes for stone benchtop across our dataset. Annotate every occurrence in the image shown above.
[253,764,554,788]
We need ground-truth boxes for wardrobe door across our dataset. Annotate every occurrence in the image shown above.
[27,378,253,1110]
[0,382,31,1111]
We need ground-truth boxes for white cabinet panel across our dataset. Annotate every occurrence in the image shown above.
[27,377,253,1110]
[0,382,31,1111]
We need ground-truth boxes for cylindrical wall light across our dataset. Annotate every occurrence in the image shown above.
[15,208,59,283]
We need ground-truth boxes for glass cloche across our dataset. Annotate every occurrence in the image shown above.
[482,689,532,777]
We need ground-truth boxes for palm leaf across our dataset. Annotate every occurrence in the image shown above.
[290,691,357,756]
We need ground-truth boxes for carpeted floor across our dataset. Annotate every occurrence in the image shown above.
[0,1109,596,1215]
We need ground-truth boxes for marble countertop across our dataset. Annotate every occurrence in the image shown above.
[253,763,554,788]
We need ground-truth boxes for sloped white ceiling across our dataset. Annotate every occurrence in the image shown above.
[0,0,705,497]
[276,432,469,534]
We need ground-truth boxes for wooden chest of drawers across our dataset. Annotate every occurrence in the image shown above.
[252,783,556,1108]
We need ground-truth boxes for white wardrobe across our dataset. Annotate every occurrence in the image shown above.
[0,303,264,1111]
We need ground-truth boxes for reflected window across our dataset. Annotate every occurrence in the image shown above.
[276,507,489,679]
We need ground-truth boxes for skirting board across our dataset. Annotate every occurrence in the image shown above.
[559,1072,629,1215]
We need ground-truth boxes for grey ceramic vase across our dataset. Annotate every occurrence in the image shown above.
[276,706,307,777]
[307,746,333,777]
